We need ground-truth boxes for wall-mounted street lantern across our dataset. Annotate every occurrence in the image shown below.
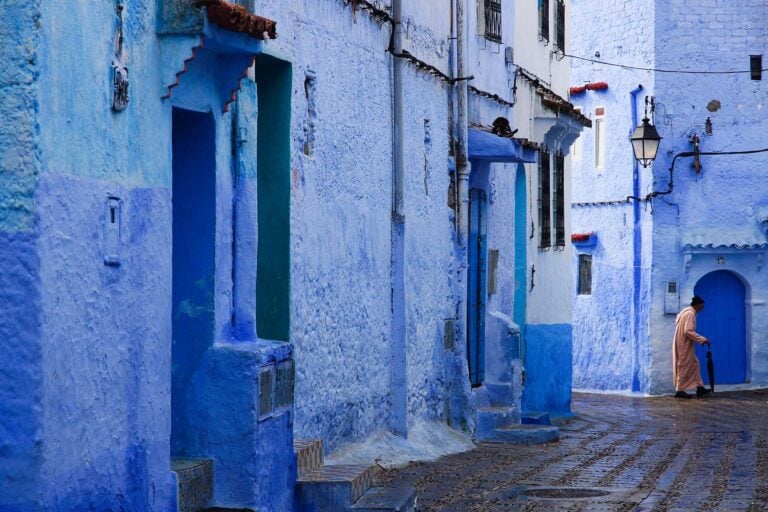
[631,117,662,167]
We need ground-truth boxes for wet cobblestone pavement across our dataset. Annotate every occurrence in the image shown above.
[379,391,768,511]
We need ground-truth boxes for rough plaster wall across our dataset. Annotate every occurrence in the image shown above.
[569,0,656,391]
[261,1,396,452]
[255,0,466,450]
[512,0,569,98]
[0,0,44,509]
[35,1,176,509]
[467,0,516,105]
[487,164,518,319]
[648,0,768,394]
[401,67,454,423]
[516,0,574,328]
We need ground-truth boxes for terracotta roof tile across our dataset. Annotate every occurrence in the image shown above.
[197,0,277,40]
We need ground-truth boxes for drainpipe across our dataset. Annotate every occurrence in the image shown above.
[455,0,470,246]
[390,0,407,437]
[630,84,643,393]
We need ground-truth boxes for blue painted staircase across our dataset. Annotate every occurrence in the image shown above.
[171,458,214,512]
[474,382,559,444]
[294,439,417,512]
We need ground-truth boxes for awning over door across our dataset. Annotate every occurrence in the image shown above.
[468,129,539,163]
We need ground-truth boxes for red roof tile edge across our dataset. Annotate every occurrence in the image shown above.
[197,0,277,40]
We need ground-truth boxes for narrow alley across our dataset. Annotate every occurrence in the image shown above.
[381,392,768,511]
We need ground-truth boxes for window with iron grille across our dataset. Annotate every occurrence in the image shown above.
[483,0,502,43]
[554,0,565,52]
[538,0,550,42]
[538,151,551,249]
[578,254,592,295]
[553,152,565,247]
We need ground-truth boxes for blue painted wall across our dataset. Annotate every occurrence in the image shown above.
[0,1,44,510]
[522,324,573,417]
[1,0,294,509]
[570,0,656,394]
[171,108,217,456]
[571,0,768,395]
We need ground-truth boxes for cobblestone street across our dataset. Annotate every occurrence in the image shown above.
[380,391,768,511]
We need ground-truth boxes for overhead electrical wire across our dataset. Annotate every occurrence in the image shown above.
[565,53,768,75]
[573,147,768,208]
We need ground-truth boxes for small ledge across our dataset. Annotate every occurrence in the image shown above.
[571,231,597,249]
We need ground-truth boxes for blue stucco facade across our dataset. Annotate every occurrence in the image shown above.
[2,0,586,509]
[523,324,574,418]
[1,1,294,509]
[571,0,768,395]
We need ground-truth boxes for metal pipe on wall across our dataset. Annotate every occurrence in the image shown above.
[389,0,407,437]
[455,0,470,247]
[630,84,644,393]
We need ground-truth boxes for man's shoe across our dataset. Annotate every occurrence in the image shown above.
[696,386,712,398]
[675,391,692,399]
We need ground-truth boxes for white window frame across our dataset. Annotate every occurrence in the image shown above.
[594,106,606,170]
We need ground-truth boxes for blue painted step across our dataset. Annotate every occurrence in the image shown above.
[294,439,324,478]
[171,458,214,512]
[521,411,551,425]
[203,508,255,511]
[348,486,417,512]
[489,424,559,444]
[476,406,518,440]
[297,464,375,512]
[485,382,516,406]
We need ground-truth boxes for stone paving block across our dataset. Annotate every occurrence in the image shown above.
[379,391,768,511]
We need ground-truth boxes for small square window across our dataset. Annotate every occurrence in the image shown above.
[578,254,592,295]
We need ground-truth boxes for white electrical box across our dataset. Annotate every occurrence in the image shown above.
[664,281,679,314]
[505,46,514,64]
[104,196,121,266]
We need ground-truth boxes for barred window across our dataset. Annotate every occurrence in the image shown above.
[554,152,565,247]
[483,0,502,43]
[578,254,592,295]
[554,0,565,52]
[538,0,550,42]
[538,151,551,249]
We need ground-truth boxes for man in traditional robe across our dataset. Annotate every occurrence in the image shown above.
[673,296,712,399]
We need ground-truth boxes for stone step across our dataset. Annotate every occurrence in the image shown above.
[297,464,375,512]
[202,508,256,511]
[521,411,551,425]
[489,424,560,444]
[171,458,214,512]
[348,486,417,512]
[485,382,516,406]
[294,438,324,478]
[476,406,518,440]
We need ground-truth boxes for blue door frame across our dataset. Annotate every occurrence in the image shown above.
[694,270,747,384]
[468,188,488,387]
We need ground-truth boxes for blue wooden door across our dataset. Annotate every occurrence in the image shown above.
[467,188,488,387]
[694,270,747,384]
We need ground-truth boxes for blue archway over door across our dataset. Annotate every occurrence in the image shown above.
[693,270,747,385]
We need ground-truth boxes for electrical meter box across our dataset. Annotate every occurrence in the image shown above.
[664,281,679,314]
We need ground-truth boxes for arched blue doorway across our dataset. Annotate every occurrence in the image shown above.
[693,270,747,384]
